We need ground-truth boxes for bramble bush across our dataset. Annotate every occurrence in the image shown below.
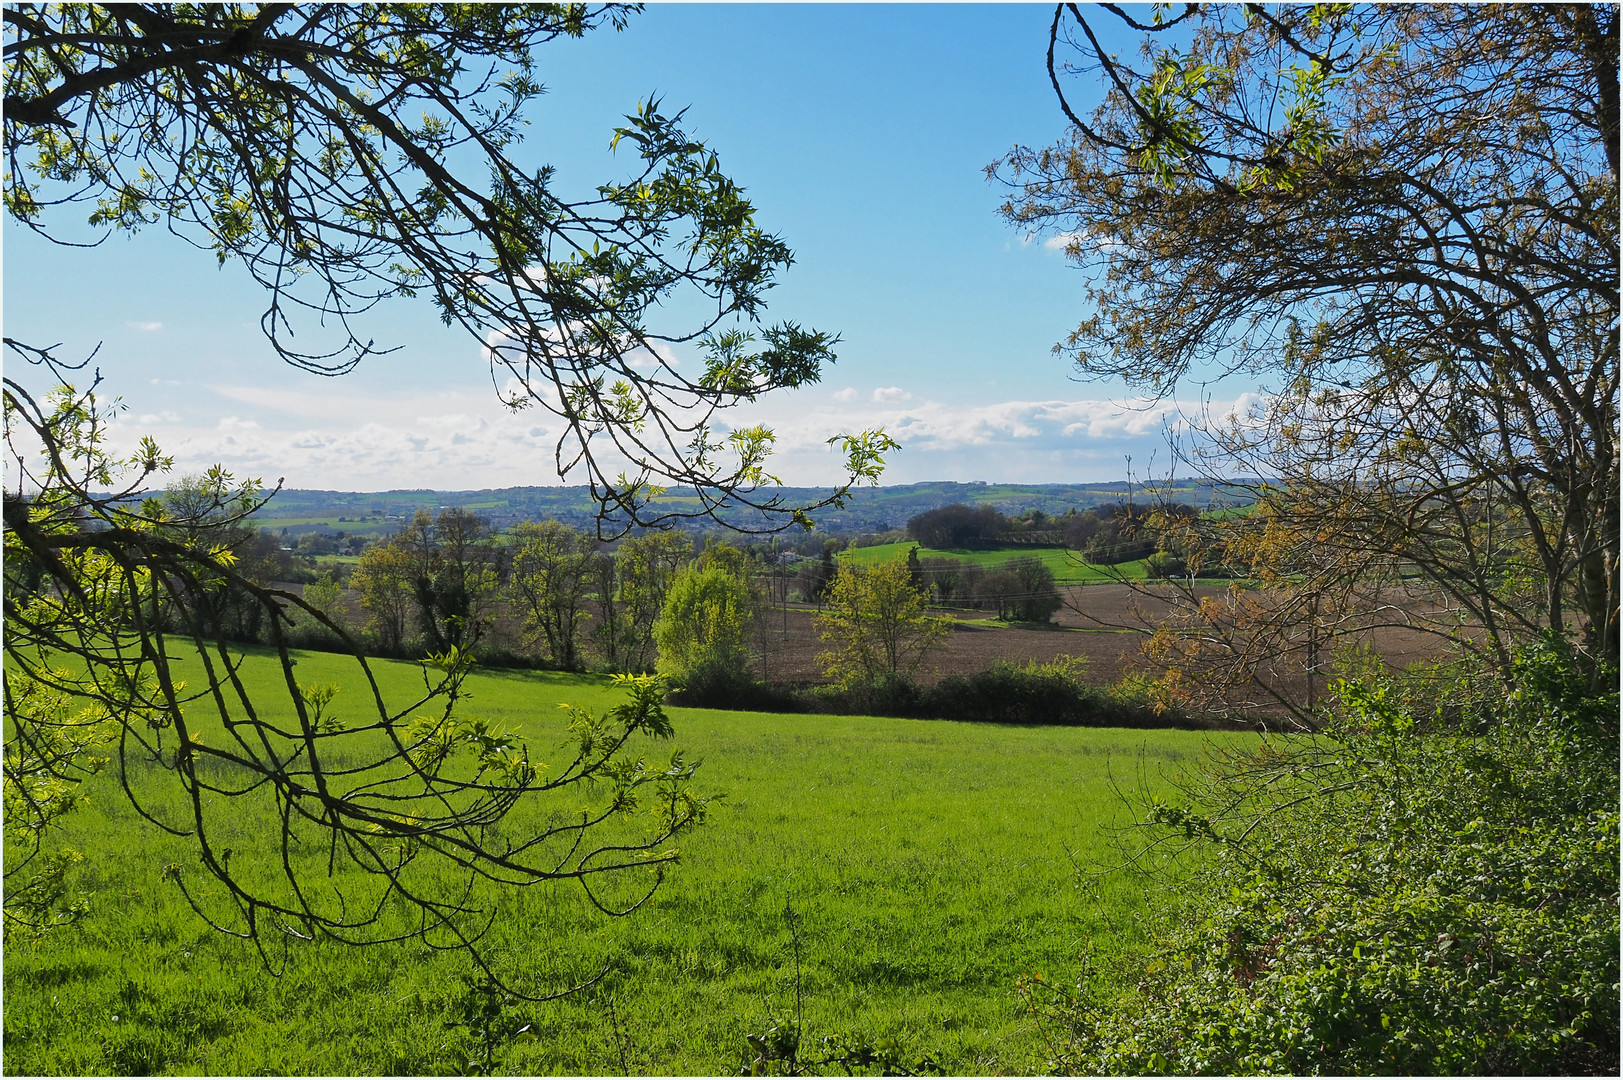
[1024,635,1619,1075]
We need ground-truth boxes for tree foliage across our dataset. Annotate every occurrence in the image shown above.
[815,559,949,692]
[3,365,707,987]
[615,529,693,673]
[906,503,1008,549]
[400,508,503,654]
[351,538,417,653]
[996,4,1619,685]
[509,519,593,672]
[653,543,757,697]
[3,2,896,530]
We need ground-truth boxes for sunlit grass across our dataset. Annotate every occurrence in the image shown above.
[4,648,1251,1075]
[843,541,1149,586]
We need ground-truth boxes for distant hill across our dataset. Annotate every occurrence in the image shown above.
[247,479,1259,537]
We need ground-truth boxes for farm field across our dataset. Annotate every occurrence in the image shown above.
[842,541,1150,586]
[2,649,1254,1075]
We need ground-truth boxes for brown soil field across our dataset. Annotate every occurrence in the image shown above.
[754,582,1452,699]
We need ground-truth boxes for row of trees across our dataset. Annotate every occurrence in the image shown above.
[339,509,691,673]
[914,552,1064,623]
[908,500,1201,566]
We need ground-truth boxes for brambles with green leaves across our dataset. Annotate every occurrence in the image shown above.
[1025,637,1619,1075]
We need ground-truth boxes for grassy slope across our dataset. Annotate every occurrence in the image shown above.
[843,541,1150,586]
[3,651,1247,1075]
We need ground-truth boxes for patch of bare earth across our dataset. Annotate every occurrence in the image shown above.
[755,585,1164,688]
[756,583,1454,702]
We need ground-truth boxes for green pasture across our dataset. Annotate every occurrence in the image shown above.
[4,649,1251,1075]
[843,541,1150,586]
[250,515,395,534]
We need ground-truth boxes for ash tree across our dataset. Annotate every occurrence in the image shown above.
[2,2,881,989]
[994,3,1618,703]
[4,2,896,526]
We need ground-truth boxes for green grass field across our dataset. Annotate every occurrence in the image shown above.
[3,650,1251,1075]
[843,541,1150,586]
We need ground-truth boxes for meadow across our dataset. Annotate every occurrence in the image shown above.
[842,542,1150,586]
[3,648,1253,1075]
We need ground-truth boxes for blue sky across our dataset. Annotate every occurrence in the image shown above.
[3,3,1254,492]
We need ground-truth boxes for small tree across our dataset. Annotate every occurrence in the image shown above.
[1007,555,1063,623]
[816,559,949,692]
[654,557,755,697]
[351,539,417,653]
[919,556,964,605]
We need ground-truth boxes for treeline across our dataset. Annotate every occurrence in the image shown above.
[907,501,1198,563]
[189,500,847,673]
[912,552,1063,622]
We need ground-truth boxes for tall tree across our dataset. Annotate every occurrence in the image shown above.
[509,520,594,672]
[616,530,693,673]
[415,508,502,653]
[584,549,627,671]
[996,4,1619,684]
[351,537,417,653]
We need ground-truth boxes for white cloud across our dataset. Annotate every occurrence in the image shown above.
[700,391,1257,485]
[98,363,1257,491]
[1042,232,1083,252]
[127,320,164,331]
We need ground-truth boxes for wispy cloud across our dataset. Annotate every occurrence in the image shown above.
[831,387,857,403]
[872,386,912,404]
[127,320,164,331]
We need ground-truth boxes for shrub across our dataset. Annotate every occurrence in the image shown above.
[654,558,756,696]
[1144,549,1187,579]
[917,656,1183,728]
[1026,635,1620,1075]
[815,559,948,691]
